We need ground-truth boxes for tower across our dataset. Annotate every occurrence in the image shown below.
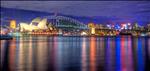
[10,20,16,29]
[88,23,95,35]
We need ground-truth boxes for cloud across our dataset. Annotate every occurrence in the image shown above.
[1,1,150,24]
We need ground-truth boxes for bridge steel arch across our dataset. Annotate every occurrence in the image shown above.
[45,16,88,30]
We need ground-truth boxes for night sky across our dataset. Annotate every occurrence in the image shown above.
[1,1,150,25]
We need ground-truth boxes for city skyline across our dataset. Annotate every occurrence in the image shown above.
[1,1,150,71]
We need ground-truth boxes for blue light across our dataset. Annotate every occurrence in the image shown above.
[116,37,121,71]
[115,24,121,30]
[137,38,144,71]
[105,38,111,71]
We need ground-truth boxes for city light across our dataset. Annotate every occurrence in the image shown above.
[10,20,16,29]
[1,17,149,37]
[81,31,87,36]
[91,28,95,35]
[0,10,149,37]
[107,25,111,29]
[1,1,150,71]
[128,23,131,26]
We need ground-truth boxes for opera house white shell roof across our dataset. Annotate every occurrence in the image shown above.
[20,18,48,32]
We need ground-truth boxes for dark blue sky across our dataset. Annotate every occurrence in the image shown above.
[1,1,150,25]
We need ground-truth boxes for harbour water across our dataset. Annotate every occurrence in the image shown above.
[1,36,150,71]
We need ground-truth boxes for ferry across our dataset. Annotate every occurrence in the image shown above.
[0,35,13,40]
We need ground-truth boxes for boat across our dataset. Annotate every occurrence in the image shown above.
[0,35,13,40]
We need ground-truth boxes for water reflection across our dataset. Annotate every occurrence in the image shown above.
[116,37,121,71]
[9,39,16,71]
[81,38,87,71]
[127,37,133,71]
[120,37,127,71]
[105,38,114,71]
[90,37,96,71]
[1,36,150,71]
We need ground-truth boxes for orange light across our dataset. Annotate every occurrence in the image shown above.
[90,37,96,71]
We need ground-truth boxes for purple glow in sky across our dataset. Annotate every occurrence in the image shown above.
[1,1,150,25]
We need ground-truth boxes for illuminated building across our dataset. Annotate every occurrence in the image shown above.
[133,23,139,30]
[20,18,48,32]
[121,24,127,30]
[10,20,16,29]
[58,29,63,35]
[88,23,95,35]
[1,28,8,35]
[106,24,111,29]
[127,23,132,29]
[81,31,88,36]
[91,28,95,34]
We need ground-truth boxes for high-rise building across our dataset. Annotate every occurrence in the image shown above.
[132,23,138,30]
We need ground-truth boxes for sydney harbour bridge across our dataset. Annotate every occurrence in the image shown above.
[45,16,88,30]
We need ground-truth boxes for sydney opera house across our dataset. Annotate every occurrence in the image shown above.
[20,18,48,32]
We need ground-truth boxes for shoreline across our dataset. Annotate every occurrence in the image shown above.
[1,34,149,40]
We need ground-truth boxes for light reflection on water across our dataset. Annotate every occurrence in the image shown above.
[1,36,150,71]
